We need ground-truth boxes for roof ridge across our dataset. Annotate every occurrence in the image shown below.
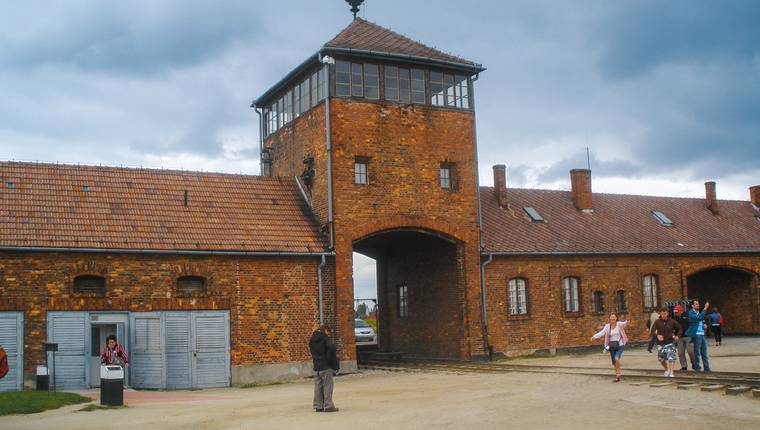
[0,160,272,181]
[480,185,752,203]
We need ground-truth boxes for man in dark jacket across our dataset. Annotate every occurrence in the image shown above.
[309,324,339,412]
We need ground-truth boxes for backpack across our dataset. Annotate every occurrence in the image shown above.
[0,346,8,379]
[718,314,725,325]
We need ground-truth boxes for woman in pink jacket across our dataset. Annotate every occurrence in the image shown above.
[591,313,630,382]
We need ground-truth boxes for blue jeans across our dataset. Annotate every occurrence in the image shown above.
[693,335,710,371]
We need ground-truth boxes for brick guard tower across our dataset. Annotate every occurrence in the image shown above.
[253,18,487,361]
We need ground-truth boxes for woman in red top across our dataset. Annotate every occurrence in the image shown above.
[100,335,129,367]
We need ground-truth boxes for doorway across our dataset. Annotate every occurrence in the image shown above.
[90,324,116,387]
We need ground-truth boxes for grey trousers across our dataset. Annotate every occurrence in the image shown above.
[677,336,694,369]
[313,369,335,410]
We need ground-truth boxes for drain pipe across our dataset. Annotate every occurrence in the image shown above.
[480,253,494,360]
[254,107,265,176]
[321,55,336,249]
[318,254,326,324]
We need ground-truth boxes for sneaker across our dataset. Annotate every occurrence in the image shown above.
[668,372,675,378]
[323,407,339,413]
[663,371,670,376]
[315,409,323,413]
[680,367,687,371]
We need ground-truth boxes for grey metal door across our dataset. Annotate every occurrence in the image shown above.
[191,311,230,388]
[129,312,165,389]
[47,312,88,389]
[165,312,191,389]
[0,312,23,392]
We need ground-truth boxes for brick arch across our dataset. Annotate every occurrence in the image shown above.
[350,216,464,245]
[683,264,758,279]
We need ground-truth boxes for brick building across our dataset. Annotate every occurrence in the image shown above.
[1,18,759,391]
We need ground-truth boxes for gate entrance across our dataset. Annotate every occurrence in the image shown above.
[353,228,464,359]
[687,267,759,335]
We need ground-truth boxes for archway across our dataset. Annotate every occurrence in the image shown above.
[686,267,758,335]
[353,228,463,359]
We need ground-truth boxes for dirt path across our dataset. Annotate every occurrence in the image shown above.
[3,369,759,430]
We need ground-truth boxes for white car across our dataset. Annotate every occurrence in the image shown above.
[354,319,377,345]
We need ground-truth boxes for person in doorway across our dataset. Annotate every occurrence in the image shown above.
[100,335,128,367]
[309,324,340,412]
[686,300,711,372]
[710,308,723,346]
[591,312,630,382]
[652,306,682,377]
[673,305,695,372]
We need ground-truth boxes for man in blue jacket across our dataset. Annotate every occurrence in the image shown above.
[685,299,711,372]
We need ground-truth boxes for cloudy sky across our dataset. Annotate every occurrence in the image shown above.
[2,1,758,299]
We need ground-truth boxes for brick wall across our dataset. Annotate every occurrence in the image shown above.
[484,254,760,355]
[0,252,332,376]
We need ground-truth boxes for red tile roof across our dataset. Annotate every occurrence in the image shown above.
[0,162,328,253]
[481,187,760,254]
[324,18,481,69]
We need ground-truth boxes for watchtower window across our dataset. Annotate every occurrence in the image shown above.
[336,61,351,96]
[73,275,106,296]
[411,69,425,103]
[355,159,368,185]
[363,64,379,99]
[351,63,363,97]
[430,72,469,108]
[385,66,410,103]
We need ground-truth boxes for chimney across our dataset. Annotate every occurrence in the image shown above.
[750,185,760,208]
[705,181,719,214]
[493,164,508,208]
[570,169,593,212]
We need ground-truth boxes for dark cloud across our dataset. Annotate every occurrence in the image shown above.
[591,1,760,79]
[0,1,264,76]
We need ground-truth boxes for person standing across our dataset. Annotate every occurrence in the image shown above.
[686,300,711,372]
[309,324,340,412]
[710,308,723,346]
[100,335,129,368]
[673,305,695,371]
[652,306,682,377]
[591,312,630,382]
[646,309,659,353]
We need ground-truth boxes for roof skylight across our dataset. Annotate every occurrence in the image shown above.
[524,207,546,222]
[652,210,673,226]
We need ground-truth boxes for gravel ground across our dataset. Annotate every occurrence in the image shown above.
[3,368,759,430]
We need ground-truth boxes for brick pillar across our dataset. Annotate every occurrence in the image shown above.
[570,169,593,211]
[750,185,760,207]
[492,165,507,208]
[705,181,719,214]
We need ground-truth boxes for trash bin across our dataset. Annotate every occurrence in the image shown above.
[100,365,124,406]
[36,366,49,391]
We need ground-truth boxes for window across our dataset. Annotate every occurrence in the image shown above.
[351,63,363,97]
[177,276,207,295]
[398,283,408,317]
[615,290,627,313]
[524,207,545,222]
[267,102,278,136]
[430,71,469,108]
[562,277,580,313]
[592,291,605,314]
[508,278,528,315]
[430,72,445,106]
[310,71,319,107]
[336,61,351,97]
[354,159,368,185]
[652,210,673,226]
[282,90,293,124]
[73,275,106,296]
[439,165,452,189]
[642,274,659,309]
[296,79,310,117]
[363,64,379,99]
[411,69,425,103]
[384,66,411,103]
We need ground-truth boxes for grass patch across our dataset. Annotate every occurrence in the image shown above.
[0,391,92,416]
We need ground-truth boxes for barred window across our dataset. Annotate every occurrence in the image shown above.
[562,277,580,313]
[592,291,605,314]
[177,276,207,295]
[439,165,452,189]
[508,278,528,315]
[615,290,627,313]
[398,283,408,318]
[73,275,106,296]
[642,274,658,309]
